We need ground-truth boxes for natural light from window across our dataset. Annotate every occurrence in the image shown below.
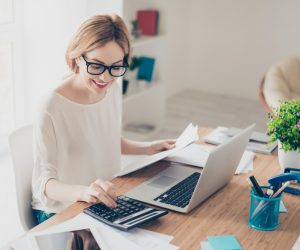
[0,42,14,136]
[0,0,15,137]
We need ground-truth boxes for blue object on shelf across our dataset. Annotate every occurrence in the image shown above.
[137,56,155,82]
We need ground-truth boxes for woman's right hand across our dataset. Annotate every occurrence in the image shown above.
[78,179,117,208]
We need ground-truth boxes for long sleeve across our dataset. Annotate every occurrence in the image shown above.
[32,111,58,210]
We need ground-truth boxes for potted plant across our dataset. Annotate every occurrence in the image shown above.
[267,99,300,170]
[130,19,140,39]
[122,56,141,95]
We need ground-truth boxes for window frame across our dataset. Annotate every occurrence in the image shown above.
[0,0,25,137]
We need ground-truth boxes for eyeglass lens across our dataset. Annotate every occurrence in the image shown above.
[87,63,127,77]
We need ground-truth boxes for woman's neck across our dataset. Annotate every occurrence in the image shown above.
[56,75,107,105]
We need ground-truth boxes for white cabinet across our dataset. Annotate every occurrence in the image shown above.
[86,0,166,140]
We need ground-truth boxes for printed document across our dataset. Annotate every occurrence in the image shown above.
[13,213,179,250]
[166,143,255,174]
[118,123,198,176]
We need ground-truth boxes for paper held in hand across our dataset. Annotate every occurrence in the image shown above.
[165,143,255,174]
[117,123,199,176]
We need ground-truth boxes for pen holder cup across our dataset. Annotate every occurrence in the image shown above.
[248,188,282,231]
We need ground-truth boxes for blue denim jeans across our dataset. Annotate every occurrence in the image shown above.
[33,209,56,224]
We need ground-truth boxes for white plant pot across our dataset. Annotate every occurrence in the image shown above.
[278,141,300,171]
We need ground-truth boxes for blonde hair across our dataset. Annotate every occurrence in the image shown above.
[66,14,131,73]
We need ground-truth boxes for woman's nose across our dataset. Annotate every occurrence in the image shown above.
[99,70,113,82]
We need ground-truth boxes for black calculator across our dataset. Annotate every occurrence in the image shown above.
[83,195,168,231]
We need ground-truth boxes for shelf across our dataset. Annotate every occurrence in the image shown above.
[122,126,161,141]
[122,81,162,104]
[122,83,165,141]
[132,35,164,48]
[121,3,166,140]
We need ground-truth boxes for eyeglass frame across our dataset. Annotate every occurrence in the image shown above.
[81,55,129,77]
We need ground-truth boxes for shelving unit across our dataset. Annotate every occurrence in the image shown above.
[123,81,162,103]
[132,35,164,48]
[87,0,166,140]
[122,3,166,140]
[122,82,165,140]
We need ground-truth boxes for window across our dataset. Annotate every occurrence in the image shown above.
[0,0,13,24]
[0,42,14,135]
[0,0,20,136]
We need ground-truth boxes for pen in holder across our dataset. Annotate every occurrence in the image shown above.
[248,186,282,231]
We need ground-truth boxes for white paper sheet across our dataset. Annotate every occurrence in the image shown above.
[166,144,213,167]
[203,126,277,154]
[10,237,31,250]
[26,214,142,250]
[234,150,255,174]
[292,235,300,250]
[93,226,143,250]
[17,213,178,250]
[137,228,174,243]
[165,143,255,175]
[79,213,179,250]
[118,228,178,250]
[117,123,198,176]
[121,154,146,169]
[27,226,109,250]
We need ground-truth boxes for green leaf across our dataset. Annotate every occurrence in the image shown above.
[267,99,300,152]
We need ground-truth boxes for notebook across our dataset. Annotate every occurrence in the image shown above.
[203,126,277,154]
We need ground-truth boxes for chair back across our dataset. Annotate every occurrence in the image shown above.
[259,75,272,114]
[9,125,37,231]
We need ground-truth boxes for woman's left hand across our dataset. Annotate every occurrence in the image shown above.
[147,139,176,155]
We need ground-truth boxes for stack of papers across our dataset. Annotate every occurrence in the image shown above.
[235,150,255,174]
[200,235,242,250]
[166,144,212,167]
[12,213,179,250]
[203,127,277,154]
[280,201,288,213]
[165,143,255,175]
[118,123,199,176]
[292,235,300,250]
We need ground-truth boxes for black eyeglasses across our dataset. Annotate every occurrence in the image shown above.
[81,56,128,77]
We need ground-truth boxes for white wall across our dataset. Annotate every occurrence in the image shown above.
[159,0,190,97]
[21,0,300,122]
[21,0,145,123]
[184,0,300,101]
[86,0,123,17]
[22,0,87,123]
[87,0,190,98]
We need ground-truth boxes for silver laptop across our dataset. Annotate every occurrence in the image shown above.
[125,124,255,213]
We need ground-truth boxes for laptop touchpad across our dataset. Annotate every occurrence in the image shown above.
[147,175,178,189]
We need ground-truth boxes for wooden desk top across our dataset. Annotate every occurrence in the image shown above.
[30,127,300,250]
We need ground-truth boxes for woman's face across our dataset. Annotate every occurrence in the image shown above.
[77,41,125,96]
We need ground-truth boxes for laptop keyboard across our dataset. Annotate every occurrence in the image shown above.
[153,172,201,208]
[84,196,168,231]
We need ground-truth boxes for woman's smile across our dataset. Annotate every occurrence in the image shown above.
[91,79,110,88]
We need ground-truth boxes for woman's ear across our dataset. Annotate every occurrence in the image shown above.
[74,58,81,73]
[75,57,81,66]
[73,58,81,74]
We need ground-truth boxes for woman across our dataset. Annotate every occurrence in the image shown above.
[31,14,175,224]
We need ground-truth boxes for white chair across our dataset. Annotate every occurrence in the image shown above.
[262,56,300,110]
[9,125,37,231]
